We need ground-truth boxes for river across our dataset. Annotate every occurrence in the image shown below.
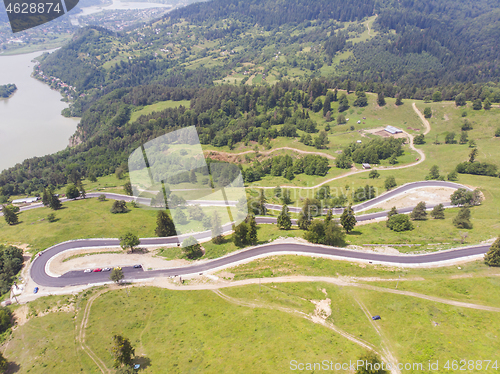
[0,50,79,172]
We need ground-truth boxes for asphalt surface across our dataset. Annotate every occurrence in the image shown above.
[14,180,486,288]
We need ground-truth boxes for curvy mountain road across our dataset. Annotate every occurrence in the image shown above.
[2,180,480,287]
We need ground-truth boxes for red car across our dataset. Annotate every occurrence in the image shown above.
[93,268,102,272]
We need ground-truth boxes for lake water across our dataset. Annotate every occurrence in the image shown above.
[0,50,79,172]
[72,0,171,17]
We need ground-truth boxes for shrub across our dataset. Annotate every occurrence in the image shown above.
[387,214,414,232]
[110,200,128,214]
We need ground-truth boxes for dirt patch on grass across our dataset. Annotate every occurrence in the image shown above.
[48,247,191,276]
[370,187,456,210]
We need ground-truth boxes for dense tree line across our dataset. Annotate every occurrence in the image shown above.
[243,154,329,183]
[342,138,405,165]
[0,245,24,295]
[169,0,375,27]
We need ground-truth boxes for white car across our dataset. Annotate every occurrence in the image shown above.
[84,269,92,273]
[102,268,111,272]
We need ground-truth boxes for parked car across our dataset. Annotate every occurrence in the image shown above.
[93,268,102,272]
[372,315,381,320]
[102,268,111,272]
[84,269,92,273]
[115,267,122,271]
[33,287,39,294]
[133,264,142,269]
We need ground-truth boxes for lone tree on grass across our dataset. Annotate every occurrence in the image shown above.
[110,268,124,283]
[155,211,176,237]
[277,205,292,230]
[111,200,128,214]
[112,334,135,369]
[66,184,80,199]
[410,201,427,220]
[369,170,380,179]
[45,188,62,210]
[387,214,414,232]
[123,181,133,196]
[340,205,357,233]
[120,232,140,253]
[485,237,500,267]
[430,204,445,219]
[423,107,432,118]
[2,205,19,225]
[182,236,203,259]
[453,205,473,229]
[384,176,397,190]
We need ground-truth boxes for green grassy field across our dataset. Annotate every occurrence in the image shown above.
[4,279,500,373]
[0,197,228,252]
[3,286,365,373]
[129,100,191,123]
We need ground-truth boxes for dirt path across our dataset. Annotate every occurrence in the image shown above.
[152,276,500,312]
[254,106,431,189]
[351,283,500,312]
[412,102,432,135]
[205,146,337,161]
[77,290,111,374]
[353,294,401,374]
[212,289,399,371]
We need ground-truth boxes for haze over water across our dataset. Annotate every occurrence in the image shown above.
[0,50,79,172]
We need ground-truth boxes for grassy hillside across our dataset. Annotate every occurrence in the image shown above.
[4,280,500,373]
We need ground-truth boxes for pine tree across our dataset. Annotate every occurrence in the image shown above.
[386,206,398,227]
[155,211,176,237]
[246,215,257,244]
[377,92,386,106]
[430,204,445,219]
[42,188,50,206]
[48,189,62,210]
[410,201,427,220]
[2,205,18,225]
[453,205,473,229]
[233,221,248,247]
[277,205,292,230]
[485,237,500,267]
[340,205,356,233]
[79,183,86,199]
[325,209,333,223]
[298,199,315,230]
[323,94,331,117]
[211,211,224,244]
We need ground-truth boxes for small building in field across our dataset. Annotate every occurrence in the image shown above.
[385,126,403,134]
[12,197,40,204]
[362,163,371,169]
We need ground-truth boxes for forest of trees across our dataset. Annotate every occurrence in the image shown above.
[243,154,329,182]
[3,0,500,198]
[0,84,17,98]
[0,245,24,295]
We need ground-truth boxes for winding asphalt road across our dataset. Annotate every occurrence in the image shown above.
[23,180,487,288]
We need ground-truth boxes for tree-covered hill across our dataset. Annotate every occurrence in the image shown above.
[4,0,500,197]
